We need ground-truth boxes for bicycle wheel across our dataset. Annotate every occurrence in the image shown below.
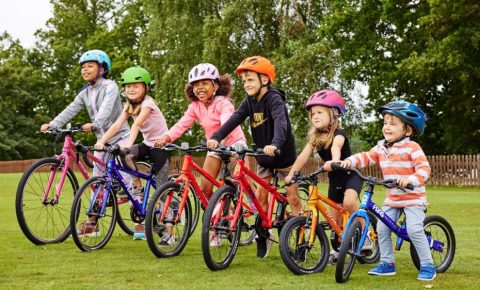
[70,177,117,251]
[239,195,256,246]
[336,221,362,283]
[15,158,79,245]
[145,181,192,258]
[201,185,241,271]
[410,215,456,273]
[166,174,201,237]
[279,216,330,275]
[357,212,381,264]
[116,161,153,236]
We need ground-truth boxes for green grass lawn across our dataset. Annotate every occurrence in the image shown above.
[1,173,479,289]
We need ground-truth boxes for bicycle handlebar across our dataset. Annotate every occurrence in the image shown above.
[37,126,86,135]
[330,162,414,190]
[287,167,326,185]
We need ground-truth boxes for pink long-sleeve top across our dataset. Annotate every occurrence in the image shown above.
[167,96,246,145]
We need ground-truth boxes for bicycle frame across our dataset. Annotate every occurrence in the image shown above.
[44,134,104,205]
[302,184,350,246]
[344,183,444,256]
[87,153,155,218]
[228,158,289,232]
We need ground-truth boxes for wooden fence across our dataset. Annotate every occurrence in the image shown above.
[1,155,479,186]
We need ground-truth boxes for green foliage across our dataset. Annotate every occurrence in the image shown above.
[1,0,479,160]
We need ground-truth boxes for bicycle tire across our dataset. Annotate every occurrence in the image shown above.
[167,174,201,237]
[409,215,456,273]
[201,185,241,271]
[279,216,330,275]
[15,158,79,245]
[335,221,362,283]
[145,181,192,258]
[70,177,117,251]
[116,161,152,236]
[357,212,381,264]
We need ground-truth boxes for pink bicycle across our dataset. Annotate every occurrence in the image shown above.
[15,126,150,245]
[15,127,106,245]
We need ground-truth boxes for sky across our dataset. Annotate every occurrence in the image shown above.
[0,0,53,47]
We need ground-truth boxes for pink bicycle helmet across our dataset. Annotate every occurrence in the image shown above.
[188,63,220,84]
[305,90,346,115]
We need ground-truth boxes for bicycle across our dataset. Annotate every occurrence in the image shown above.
[201,145,291,271]
[15,126,105,245]
[69,144,157,251]
[279,167,380,275]
[145,143,256,258]
[333,164,456,283]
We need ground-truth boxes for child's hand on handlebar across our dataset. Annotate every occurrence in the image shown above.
[40,123,52,132]
[340,159,352,168]
[155,134,171,147]
[263,145,278,156]
[82,123,94,132]
[94,143,105,150]
[206,139,219,149]
[284,175,293,185]
[396,178,411,188]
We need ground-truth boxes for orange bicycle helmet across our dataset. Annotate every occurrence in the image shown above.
[236,56,275,83]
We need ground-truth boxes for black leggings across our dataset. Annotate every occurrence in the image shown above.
[124,143,169,175]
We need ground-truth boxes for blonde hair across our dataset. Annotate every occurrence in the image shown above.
[307,107,342,150]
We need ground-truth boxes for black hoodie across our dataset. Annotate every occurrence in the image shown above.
[211,86,296,169]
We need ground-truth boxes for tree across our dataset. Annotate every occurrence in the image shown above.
[321,0,480,154]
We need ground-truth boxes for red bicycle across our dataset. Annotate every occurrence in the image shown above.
[201,145,290,270]
[145,143,256,258]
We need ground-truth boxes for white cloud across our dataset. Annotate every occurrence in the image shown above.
[0,0,52,47]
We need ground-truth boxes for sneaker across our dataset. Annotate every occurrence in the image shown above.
[361,233,374,251]
[328,251,339,265]
[210,233,223,247]
[133,224,145,240]
[368,262,396,276]
[417,263,437,281]
[159,233,176,246]
[76,221,100,237]
[256,230,273,259]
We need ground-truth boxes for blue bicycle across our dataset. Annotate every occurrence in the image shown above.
[333,164,455,283]
[70,144,157,251]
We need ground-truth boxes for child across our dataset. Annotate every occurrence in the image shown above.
[207,56,301,259]
[284,90,364,264]
[95,66,170,240]
[336,100,435,281]
[155,63,247,202]
[41,50,131,176]
[40,50,131,237]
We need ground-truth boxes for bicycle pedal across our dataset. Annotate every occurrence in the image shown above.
[320,221,331,230]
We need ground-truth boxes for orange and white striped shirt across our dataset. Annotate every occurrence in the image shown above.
[347,138,431,208]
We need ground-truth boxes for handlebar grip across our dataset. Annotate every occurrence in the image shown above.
[274,149,281,156]
[405,184,415,190]
[331,162,344,170]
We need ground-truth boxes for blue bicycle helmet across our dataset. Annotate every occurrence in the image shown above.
[79,49,111,73]
[378,100,428,136]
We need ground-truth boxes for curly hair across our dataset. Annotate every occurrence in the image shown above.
[184,74,232,102]
[307,107,342,150]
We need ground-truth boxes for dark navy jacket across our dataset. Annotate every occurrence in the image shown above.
[212,87,296,169]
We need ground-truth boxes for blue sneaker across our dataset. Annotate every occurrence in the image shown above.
[368,262,396,276]
[417,263,437,281]
[133,224,145,240]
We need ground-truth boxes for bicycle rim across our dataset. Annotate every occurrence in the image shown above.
[201,185,241,270]
[145,182,192,258]
[15,158,78,245]
[70,177,117,251]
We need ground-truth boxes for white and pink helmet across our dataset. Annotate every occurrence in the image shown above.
[188,63,220,84]
[305,90,346,115]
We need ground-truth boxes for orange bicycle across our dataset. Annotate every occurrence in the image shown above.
[279,167,380,275]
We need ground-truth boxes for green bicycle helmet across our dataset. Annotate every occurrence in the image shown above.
[120,67,152,86]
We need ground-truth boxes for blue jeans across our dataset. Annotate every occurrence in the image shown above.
[377,205,433,265]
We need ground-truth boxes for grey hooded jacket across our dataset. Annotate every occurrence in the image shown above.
[50,79,130,143]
